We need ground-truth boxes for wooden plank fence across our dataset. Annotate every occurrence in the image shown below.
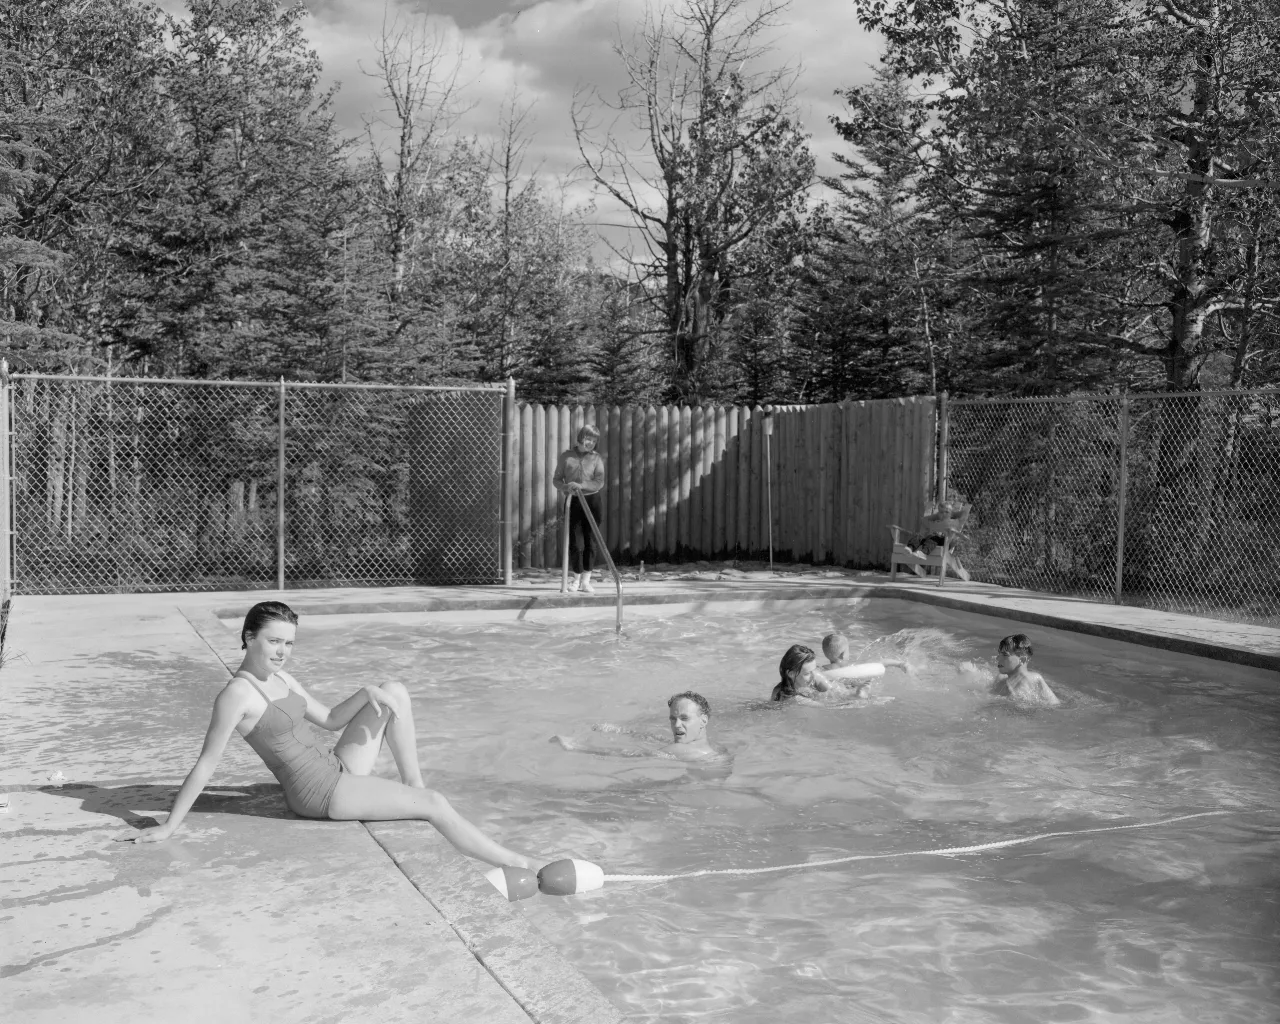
[508,397,937,570]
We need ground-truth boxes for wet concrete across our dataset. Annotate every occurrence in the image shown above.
[2,788,531,1024]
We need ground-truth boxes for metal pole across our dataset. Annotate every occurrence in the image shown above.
[574,488,624,634]
[560,492,571,593]
[277,377,286,592]
[0,360,11,605]
[1114,394,1130,604]
[936,391,949,506]
[763,411,774,572]
[501,377,515,585]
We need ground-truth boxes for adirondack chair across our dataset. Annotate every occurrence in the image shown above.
[889,504,971,585]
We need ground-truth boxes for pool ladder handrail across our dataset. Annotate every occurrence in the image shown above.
[560,488,624,634]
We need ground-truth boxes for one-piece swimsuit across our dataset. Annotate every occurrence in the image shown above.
[239,673,345,819]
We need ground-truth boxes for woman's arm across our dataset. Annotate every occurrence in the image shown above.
[129,684,247,842]
[551,450,568,491]
[287,672,401,731]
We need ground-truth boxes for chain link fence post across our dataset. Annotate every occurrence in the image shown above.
[0,360,11,605]
[1114,393,1130,605]
[936,390,949,504]
[277,377,286,592]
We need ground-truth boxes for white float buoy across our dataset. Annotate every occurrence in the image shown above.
[484,865,538,901]
[537,858,605,895]
[824,661,886,681]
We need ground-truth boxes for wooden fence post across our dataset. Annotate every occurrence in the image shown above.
[532,405,546,567]
[501,378,515,584]
[518,403,532,568]
[763,410,774,570]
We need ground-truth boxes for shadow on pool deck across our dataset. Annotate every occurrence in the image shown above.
[2,571,1276,1024]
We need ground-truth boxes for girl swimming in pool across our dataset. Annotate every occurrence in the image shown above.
[127,601,537,870]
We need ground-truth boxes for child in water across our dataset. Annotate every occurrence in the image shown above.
[989,634,1059,706]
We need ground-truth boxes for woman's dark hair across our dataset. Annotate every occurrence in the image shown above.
[668,691,710,717]
[777,644,816,695]
[241,601,299,649]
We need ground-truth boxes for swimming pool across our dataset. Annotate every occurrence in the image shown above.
[291,598,1280,1023]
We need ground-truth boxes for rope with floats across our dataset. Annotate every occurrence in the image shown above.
[599,810,1232,883]
[485,810,1237,899]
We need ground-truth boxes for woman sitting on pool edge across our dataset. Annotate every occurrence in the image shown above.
[126,601,538,871]
[772,642,908,701]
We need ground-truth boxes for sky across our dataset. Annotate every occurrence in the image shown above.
[181,0,886,256]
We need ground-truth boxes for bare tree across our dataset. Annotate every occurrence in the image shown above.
[360,9,467,301]
[572,0,814,398]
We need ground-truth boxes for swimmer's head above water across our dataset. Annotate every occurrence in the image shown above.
[773,644,817,701]
[821,633,850,665]
[240,600,299,651]
[667,691,710,744]
[996,633,1033,673]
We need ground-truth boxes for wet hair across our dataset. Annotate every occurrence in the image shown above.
[822,632,849,663]
[577,424,600,444]
[999,634,1033,660]
[241,601,299,650]
[668,691,710,717]
[777,644,816,695]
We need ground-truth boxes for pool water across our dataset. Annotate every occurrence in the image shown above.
[292,600,1280,1023]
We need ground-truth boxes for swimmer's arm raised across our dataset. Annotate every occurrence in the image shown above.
[127,685,245,842]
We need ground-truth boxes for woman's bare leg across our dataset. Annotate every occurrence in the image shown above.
[327,774,536,870]
[333,681,425,787]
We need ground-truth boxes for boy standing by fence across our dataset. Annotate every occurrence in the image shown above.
[553,425,606,593]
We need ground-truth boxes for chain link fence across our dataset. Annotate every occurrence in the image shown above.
[946,389,1280,624]
[4,374,507,594]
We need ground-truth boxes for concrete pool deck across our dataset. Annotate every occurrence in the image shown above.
[3,569,1277,1023]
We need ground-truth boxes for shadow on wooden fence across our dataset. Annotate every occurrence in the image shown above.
[510,397,937,570]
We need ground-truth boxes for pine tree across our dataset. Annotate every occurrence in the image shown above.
[115,0,353,380]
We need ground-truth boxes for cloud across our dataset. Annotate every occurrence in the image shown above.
[168,0,885,255]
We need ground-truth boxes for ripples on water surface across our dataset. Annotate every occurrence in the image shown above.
[294,599,1280,1023]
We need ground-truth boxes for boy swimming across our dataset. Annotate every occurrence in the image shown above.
[989,634,1060,706]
